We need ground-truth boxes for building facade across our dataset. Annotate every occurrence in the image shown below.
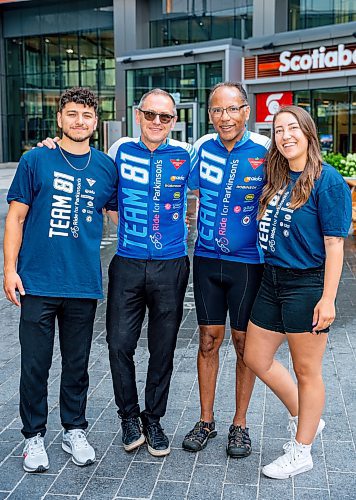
[0,0,355,161]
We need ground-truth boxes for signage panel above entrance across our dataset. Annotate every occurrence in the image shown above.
[244,42,356,80]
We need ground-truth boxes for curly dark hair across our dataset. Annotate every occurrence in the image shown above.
[58,87,98,113]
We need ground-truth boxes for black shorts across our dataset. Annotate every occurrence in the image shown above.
[250,264,329,334]
[193,256,264,331]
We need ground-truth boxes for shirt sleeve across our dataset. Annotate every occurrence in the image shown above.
[187,144,200,190]
[317,181,352,237]
[104,163,119,212]
[7,155,34,206]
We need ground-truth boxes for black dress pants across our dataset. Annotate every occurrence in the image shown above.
[106,255,190,424]
[19,295,97,438]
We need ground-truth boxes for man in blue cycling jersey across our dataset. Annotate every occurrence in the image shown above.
[107,89,198,457]
[182,82,270,458]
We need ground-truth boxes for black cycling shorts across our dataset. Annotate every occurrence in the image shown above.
[193,255,263,331]
[250,264,329,334]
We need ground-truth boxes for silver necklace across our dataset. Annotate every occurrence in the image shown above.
[58,144,92,171]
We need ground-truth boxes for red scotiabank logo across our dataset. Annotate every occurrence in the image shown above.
[256,91,293,122]
[248,158,265,170]
[170,159,186,169]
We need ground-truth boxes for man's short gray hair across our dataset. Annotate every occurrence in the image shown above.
[138,89,177,115]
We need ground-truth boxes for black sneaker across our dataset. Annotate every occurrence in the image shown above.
[144,422,170,457]
[226,424,252,458]
[182,420,217,452]
[121,417,145,452]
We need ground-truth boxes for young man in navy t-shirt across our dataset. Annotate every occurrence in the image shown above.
[3,88,118,473]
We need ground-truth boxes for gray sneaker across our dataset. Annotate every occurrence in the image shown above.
[62,429,95,466]
[23,434,49,473]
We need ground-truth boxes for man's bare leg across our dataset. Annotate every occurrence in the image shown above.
[198,325,226,422]
[182,325,225,452]
[231,328,256,428]
[226,328,256,458]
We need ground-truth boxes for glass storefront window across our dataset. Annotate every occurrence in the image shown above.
[294,88,354,155]
[24,38,41,75]
[293,90,311,113]
[5,29,115,160]
[351,87,356,153]
[42,36,62,88]
[150,4,252,47]
[127,60,223,138]
[190,16,212,43]
[312,88,349,155]
[170,18,189,45]
[5,39,23,76]
[288,0,356,29]
[198,60,223,136]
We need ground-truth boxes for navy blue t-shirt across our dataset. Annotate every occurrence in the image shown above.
[258,163,352,269]
[7,146,118,298]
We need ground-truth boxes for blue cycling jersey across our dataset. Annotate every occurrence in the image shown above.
[190,131,270,264]
[108,137,198,260]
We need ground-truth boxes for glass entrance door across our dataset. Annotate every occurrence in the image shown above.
[174,102,198,144]
[170,122,186,142]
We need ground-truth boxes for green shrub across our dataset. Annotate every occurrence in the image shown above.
[323,152,356,177]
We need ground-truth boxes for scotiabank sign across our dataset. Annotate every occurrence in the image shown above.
[280,44,356,72]
[256,92,293,123]
[244,42,356,80]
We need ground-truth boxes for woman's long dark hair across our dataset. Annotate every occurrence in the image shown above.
[258,105,322,219]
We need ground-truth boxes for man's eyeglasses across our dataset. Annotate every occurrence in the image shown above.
[209,104,248,118]
[138,108,175,124]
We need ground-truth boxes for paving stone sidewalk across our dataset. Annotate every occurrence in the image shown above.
[0,184,355,499]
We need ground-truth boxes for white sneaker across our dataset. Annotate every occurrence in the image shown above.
[262,440,313,479]
[23,434,49,473]
[286,415,325,449]
[62,429,95,466]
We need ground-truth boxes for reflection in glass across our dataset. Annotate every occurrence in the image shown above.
[150,5,252,47]
[351,87,356,153]
[312,88,349,155]
[127,60,223,138]
[5,29,115,160]
[288,0,356,29]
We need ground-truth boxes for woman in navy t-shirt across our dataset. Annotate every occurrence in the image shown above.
[244,105,352,479]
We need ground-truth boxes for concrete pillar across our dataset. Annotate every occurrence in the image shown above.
[253,0,276,37]
[113,0,150,134]
[253,0,288,36]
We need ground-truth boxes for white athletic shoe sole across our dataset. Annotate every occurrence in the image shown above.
[147,443,171,457]
[123,434,145,452]
[23,462,49,473]
[61,442,95,466]
[262,461,313,479]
